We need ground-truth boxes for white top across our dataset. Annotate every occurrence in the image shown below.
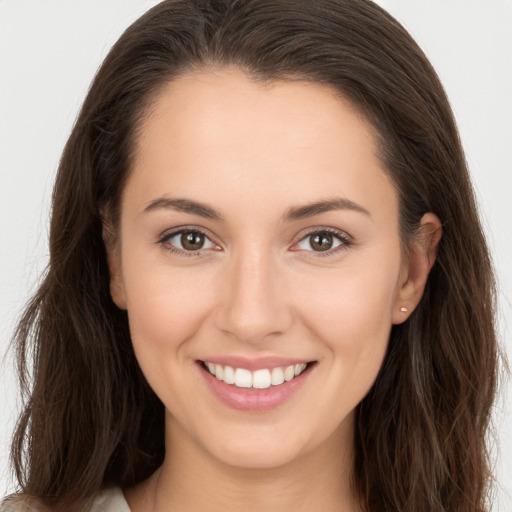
[90,487,131,512]
[1,487,131,512]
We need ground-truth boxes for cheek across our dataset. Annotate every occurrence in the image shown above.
[120,258,221,418]
[121,255,217,359]
[294,249,401,385]
[300,258,399,335]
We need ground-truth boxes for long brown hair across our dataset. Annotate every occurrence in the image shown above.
[8,1,498,511]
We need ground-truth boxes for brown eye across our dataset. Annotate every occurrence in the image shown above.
[165,230,216,253]
[310,233,334,251]
[295,230,348,253]
[181,231,205,250]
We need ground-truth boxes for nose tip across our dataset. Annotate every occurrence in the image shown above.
[214,252,292,344]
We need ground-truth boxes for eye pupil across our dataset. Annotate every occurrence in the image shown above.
[181,232,204,250]
[311,233,333,251]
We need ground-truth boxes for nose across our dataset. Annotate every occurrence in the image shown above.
[214,246,293,344]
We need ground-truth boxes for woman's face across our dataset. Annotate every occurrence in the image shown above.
[109,68,414,469]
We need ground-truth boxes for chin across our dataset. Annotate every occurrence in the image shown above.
[196,420,330,471]
[211,440,307,470]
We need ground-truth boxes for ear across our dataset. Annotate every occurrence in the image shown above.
[392,212,442,324]
[102,216,127,310]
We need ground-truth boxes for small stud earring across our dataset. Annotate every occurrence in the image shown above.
[400,307,408,312]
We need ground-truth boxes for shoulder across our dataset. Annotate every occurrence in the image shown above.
[1,487,130,512]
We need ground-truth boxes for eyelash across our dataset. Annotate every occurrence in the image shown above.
[158,227,220,257]
[293,227,353,257]
[157,226,353,257]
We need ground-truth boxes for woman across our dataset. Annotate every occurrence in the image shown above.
[3,0,498,511]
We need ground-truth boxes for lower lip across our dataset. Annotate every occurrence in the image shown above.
[198,362,313,412]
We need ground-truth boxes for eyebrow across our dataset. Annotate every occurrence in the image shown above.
[283,197,371,221]
[143,197,223,220]
[142,196,370,222]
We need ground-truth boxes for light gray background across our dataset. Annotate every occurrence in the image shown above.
[1,1,511,509]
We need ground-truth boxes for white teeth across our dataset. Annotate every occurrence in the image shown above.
[252,369,272,389]
[223,365,235,384]
[234,368,252,388]
[271,367,284,386]
[284,365,295,381]
[205,361,309,389]
[295,363,306,376]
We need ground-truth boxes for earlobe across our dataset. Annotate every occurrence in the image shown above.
[392,212,442,324]
[109,273,127,310]
[102,217,127,310]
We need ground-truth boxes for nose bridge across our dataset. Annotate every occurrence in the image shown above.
[216,243,291,343]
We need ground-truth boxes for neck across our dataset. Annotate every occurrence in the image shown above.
[126,412,361,512]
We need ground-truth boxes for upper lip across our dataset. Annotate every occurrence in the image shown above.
[199,356,313,371]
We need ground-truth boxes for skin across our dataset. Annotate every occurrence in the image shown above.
[106,68,441,512]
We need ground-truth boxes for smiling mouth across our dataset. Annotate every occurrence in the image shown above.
[200,361,313,390]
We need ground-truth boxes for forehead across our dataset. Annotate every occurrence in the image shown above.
[126,67,397,221]
[137,67,376,158]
